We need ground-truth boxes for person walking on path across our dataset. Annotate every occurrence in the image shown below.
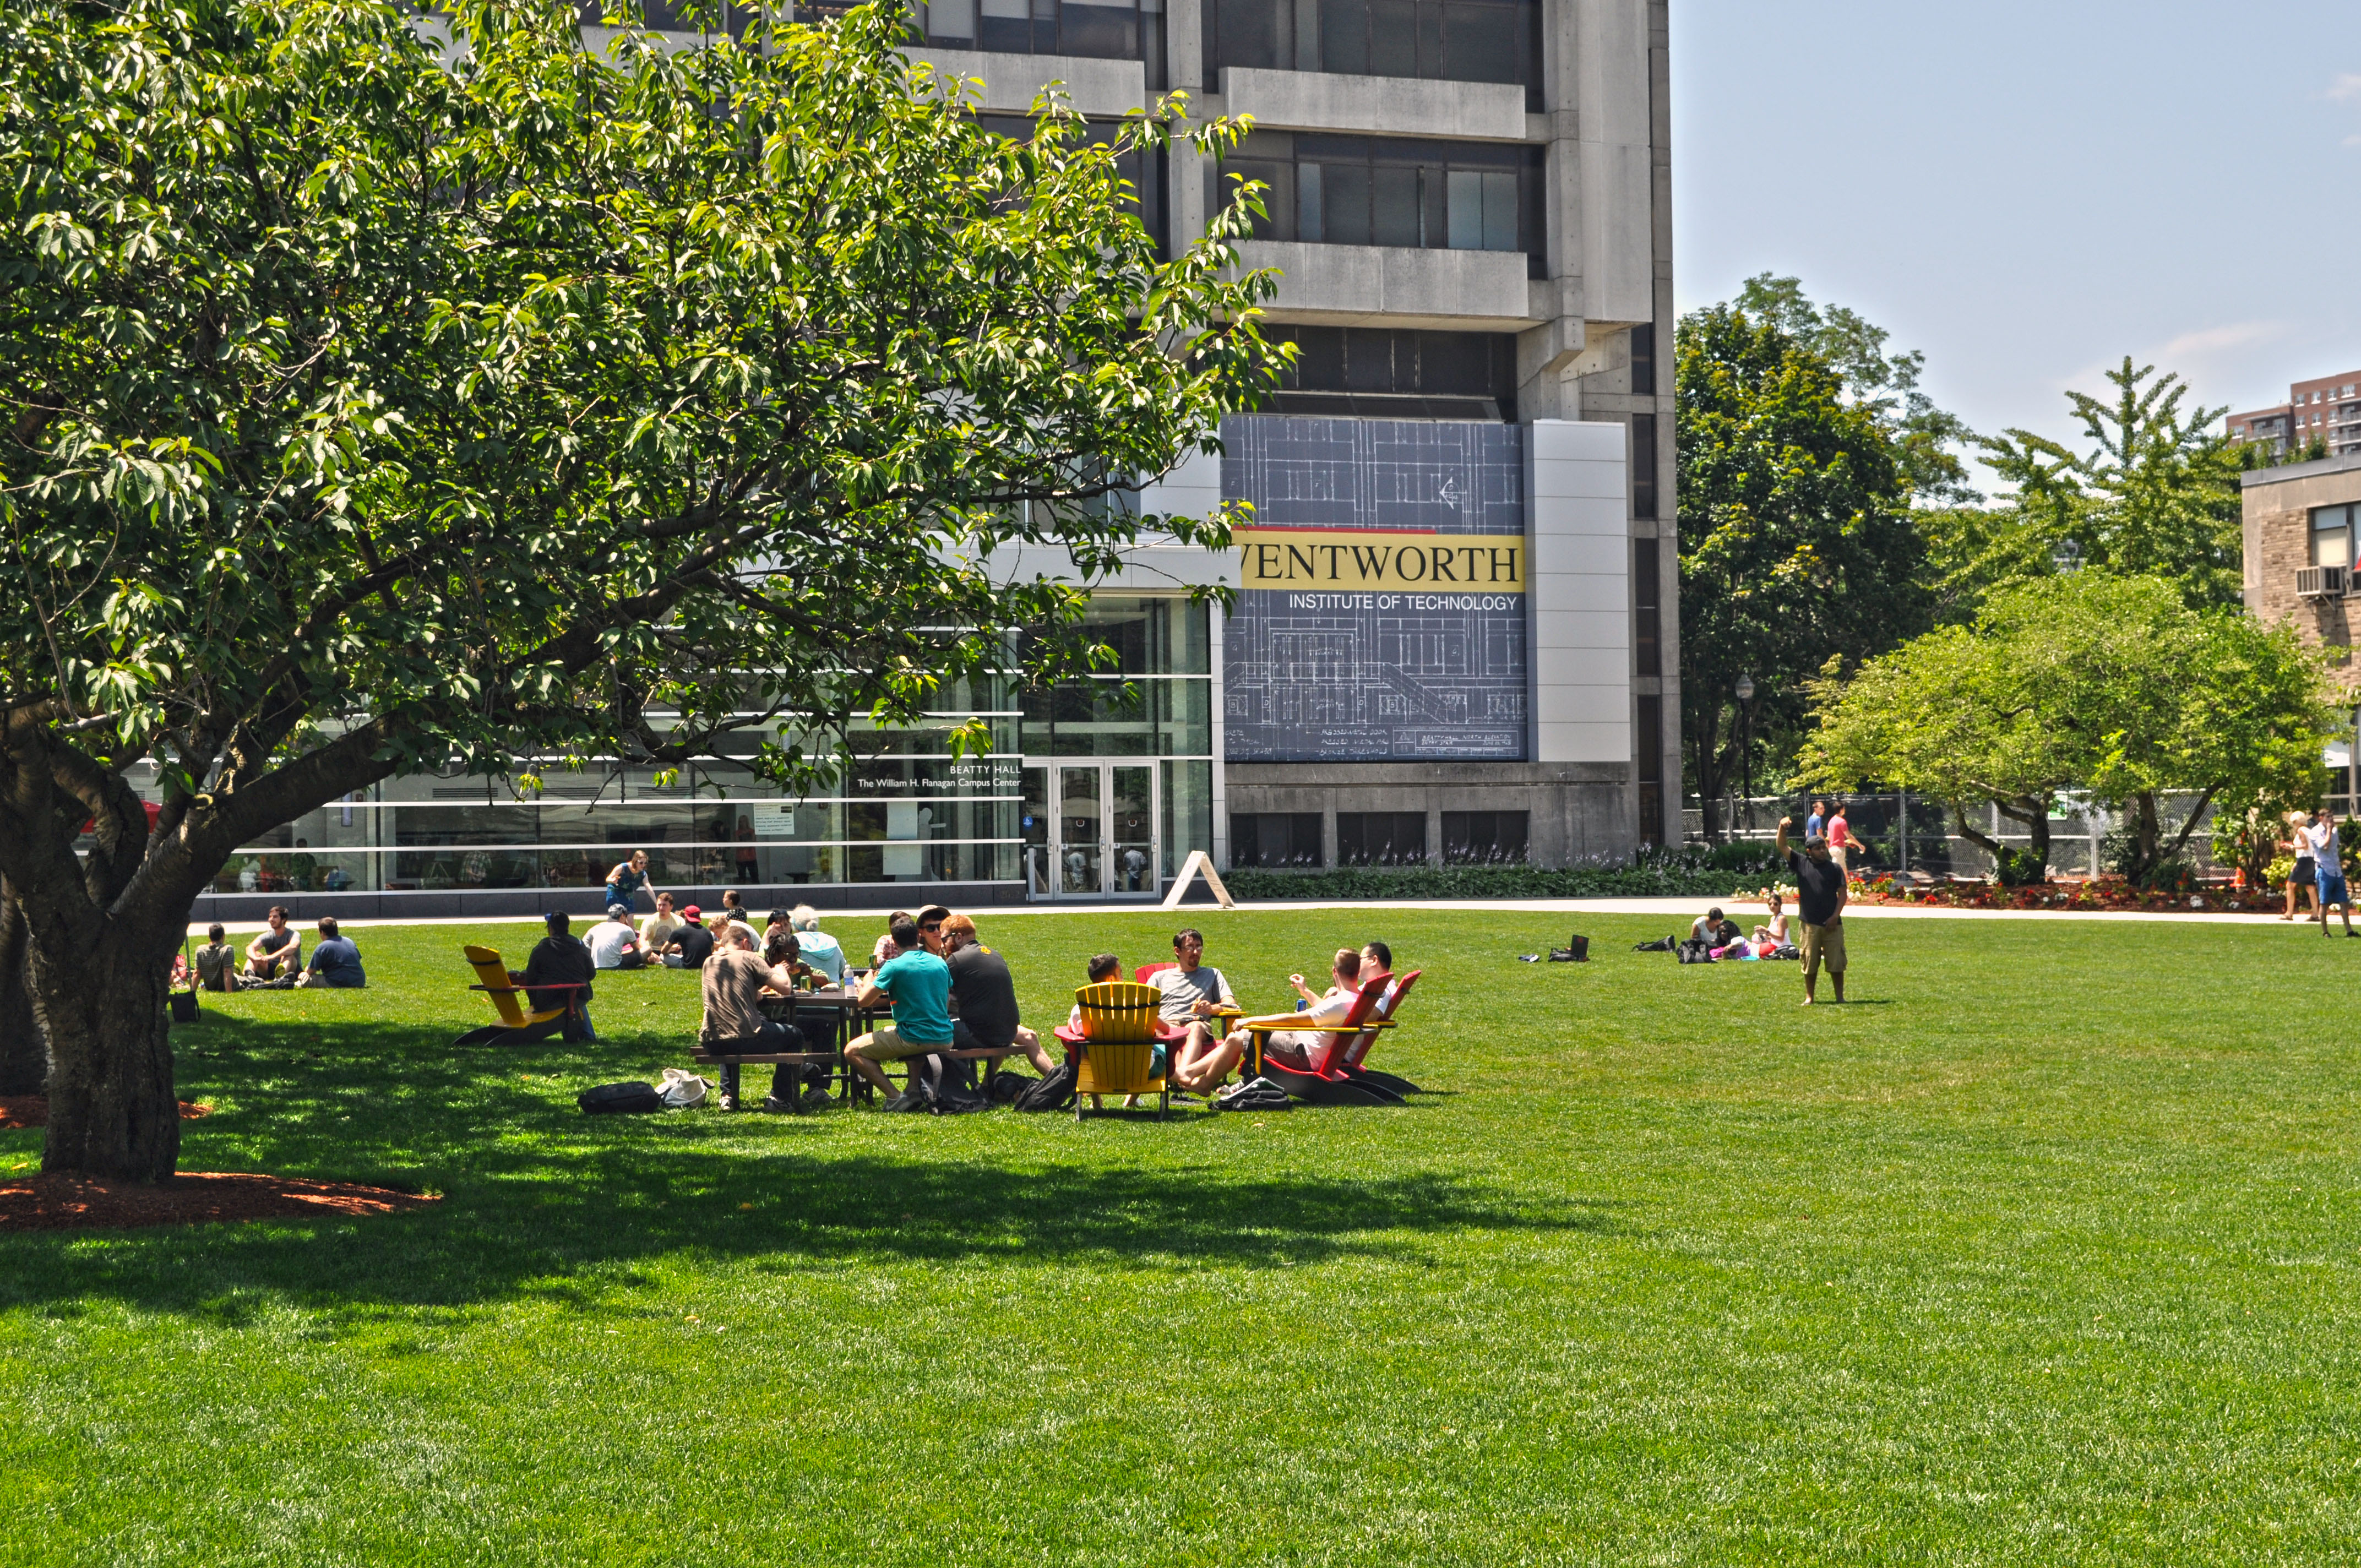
[1776,815,1848,1004]
[1825,800,1854,875]
[2308,808,2356,938]
[2282,810,2321,923]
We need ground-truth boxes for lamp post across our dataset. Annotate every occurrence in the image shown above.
[1734,673,1756,835]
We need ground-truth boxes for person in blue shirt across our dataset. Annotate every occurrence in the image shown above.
[787,903,845,982]
[604,850,656,916]
[843,916,954,1107]
[300,917,367,989]
[1804,799,1827,842]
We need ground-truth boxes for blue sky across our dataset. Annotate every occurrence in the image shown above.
[1672,1,2361,467]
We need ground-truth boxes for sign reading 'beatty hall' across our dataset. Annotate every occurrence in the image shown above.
[1220,416,1529,764]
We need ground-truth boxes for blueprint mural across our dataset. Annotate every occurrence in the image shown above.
[1221,416,1528,763]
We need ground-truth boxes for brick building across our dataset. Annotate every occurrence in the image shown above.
[2240,449,2361,665]
[2228,369,2361,460]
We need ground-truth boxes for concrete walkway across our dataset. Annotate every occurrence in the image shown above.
[185,895,2323,936]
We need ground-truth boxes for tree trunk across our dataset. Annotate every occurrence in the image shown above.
[32,922,179,1182]
[0,894,43,1097]
[1995,794,2054,876]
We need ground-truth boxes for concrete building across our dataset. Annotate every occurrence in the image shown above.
[2228,368,2361,460]
[191,0,1674,920]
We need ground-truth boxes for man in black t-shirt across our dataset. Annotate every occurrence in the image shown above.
[1777,815,1848,1004]
[940,914,1057,1075]
[663,906,718,971]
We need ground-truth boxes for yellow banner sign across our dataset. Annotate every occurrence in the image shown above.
[1235,531,1527,591]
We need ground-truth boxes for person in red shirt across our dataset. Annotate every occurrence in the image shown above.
[1825,801,1853,874]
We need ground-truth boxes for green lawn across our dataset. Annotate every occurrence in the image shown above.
[4,909,2358,1566]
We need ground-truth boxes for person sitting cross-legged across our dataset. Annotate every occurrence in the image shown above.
[299,916,367,988]
[243,905,301,982]
[843,916,956,1109]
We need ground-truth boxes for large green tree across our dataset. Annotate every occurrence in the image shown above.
[0,0,1280,1178]
[1930,358,2247,617]
[1674,303,1932,839]
[1798,574,2328,884]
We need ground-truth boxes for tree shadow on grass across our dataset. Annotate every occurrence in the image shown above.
[1,1014,1626,1319]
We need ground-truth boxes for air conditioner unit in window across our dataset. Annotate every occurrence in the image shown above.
[2296,565,2349,598]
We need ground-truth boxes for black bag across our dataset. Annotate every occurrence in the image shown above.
[578,1080,662,1114]
[1676,939,1715,965]
[1634,935,1677,952]
[168,989,200,1023]
[908,1054,989,1115]
[1548,934,1590,962]
[985,1069,1036,1105]
[1013,1060,1077,1112]
[1767,943,1802,961]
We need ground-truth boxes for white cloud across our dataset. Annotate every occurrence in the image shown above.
[2331,72,2361,102]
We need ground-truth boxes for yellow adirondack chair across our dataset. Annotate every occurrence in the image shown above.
[452,944,581,1047]
[1054,980,1172,1119]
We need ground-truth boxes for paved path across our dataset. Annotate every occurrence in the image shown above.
[186,895,2322,936]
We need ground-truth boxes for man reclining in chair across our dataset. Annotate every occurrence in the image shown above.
[1152,928,1237,1090]
[1177,948,1365,1093]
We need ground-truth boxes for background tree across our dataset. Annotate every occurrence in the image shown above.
[0,0,1281,1179]
[1797,574,2327,886]
[1793,630,2075,884]
[1932,358,2247,618]
[1674,302,1932,840]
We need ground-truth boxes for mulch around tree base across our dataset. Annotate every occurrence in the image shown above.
[0,1172,440,1231]
[0,1097,212,1131]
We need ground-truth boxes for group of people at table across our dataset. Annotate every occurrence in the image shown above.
[507,852,1403,1113]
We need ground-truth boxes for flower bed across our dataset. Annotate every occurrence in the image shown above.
[1725,875,2276,914]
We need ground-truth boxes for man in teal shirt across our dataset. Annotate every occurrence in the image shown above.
[844,916,955,1106]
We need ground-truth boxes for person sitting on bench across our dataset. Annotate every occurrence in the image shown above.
[513,910,597,1041]
[941,913,1057,1079]
[844,916,955,1109]
[787,905,845,983]
[700,922,807,1113]
[244,906,301,981]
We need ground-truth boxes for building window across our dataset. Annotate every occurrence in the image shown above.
[1636,694,1663,847]
[1215,132,1547,279]
[1634,536,1660,678]
[1336,810,1427,865]
[1631,413,1657,520]
[1205,0,1542,110]
[1629,322,1655,397]
[1262,325,1519,420]
[915,0,1165,82]
[1441,809,1527,863]
[1231,811,1323,867]
[2314,505,2354,571]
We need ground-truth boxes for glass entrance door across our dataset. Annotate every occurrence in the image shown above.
[1043,761,1160,899]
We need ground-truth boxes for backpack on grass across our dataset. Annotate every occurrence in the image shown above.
[1676,939,1714,965]
[579,1081,662,1115]
[1548,934,1590,962]
[1013,1060,1076,1112]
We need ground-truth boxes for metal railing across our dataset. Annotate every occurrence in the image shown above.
[1683,792,2233,880]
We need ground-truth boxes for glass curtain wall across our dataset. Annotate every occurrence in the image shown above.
[204,691,1024,895]
[1215,132,1547,279]
[1205,0,1542,110]
[913,0,1166,89]
[1019,596,1215,878]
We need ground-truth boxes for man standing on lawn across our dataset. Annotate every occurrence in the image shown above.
[2308,807,2355,938]
[1777,816,1848,1004]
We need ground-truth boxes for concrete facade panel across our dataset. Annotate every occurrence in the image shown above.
[1242,242,1537,328]
[1220,67,1527,139]
[905,48,1147,117]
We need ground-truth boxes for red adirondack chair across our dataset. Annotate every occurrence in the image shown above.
[1236,972,1405,1106]
[1337,970,1422,1097]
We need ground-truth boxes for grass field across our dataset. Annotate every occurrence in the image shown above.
[4,908,2358,1566]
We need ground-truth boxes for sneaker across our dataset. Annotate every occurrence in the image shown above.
[800,1087,835,1112]
[717,1092,740,1113]
[880,1089,930,1114]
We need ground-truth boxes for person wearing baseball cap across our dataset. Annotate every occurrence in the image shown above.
[661,903,716,970]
